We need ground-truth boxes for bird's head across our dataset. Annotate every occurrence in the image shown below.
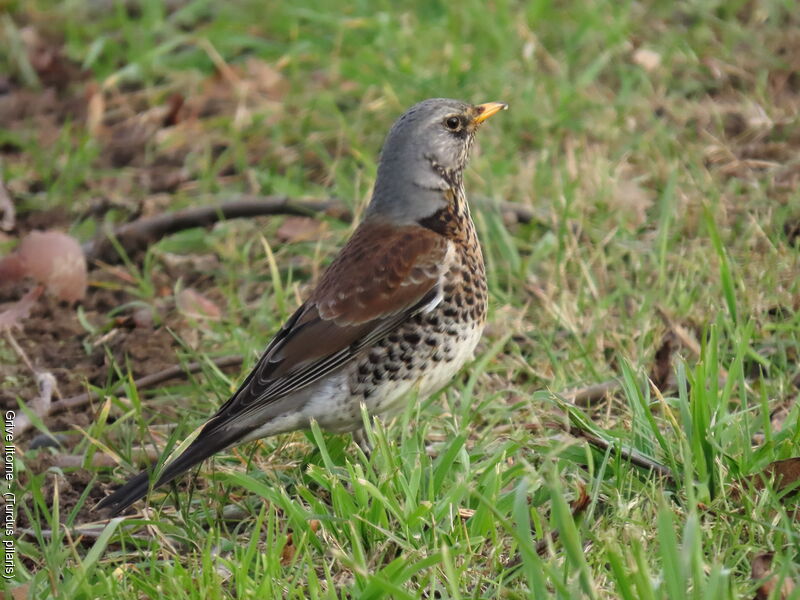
[367,98,507,224]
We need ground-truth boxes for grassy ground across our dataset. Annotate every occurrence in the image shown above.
[1,0,799,597]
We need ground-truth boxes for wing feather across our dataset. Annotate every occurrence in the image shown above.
[205,221,449,430]
[96,220,450,514]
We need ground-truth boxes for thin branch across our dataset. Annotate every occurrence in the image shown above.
[4,327,38,374]
[82,196,350,264]
[13,354,244,438]
[20,526,153,542]
[569,426,675,481]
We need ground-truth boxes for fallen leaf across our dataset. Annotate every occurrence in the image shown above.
[633,47,661,72]
[732,457,800,501]
[751,458,800,494]
[656,307,701,358]
[611,178,654,228]
[0,286,43,330]
[244,58,289,101]
[650,332,678,391]
[280,532,295,566]
[532,483,591,558]
[163,93,185,127]
[20,26,85,90]
[784,216,800,247]
[570,483,590,515]
[752,552,796,600]
[176,288,222,320]
[280,520,321,565]
[17,230,88,302]
[609,164,654,229]
[9,582,30,600]
[276,216,325,244]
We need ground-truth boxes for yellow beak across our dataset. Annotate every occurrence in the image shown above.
[473,101,508,124]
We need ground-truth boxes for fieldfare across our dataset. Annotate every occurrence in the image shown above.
[97,97,507,515]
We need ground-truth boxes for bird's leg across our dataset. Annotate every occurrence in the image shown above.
[354,403,377,457]
[352,427,373,457]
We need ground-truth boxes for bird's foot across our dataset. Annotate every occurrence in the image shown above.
[352,427,373,457]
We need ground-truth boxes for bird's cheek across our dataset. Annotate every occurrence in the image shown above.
[429,136,455,164]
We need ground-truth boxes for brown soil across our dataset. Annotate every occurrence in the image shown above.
[0,283,179,423]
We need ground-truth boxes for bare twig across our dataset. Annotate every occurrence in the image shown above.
[4,328,37,373]
[82,196,349,264]
[569,426,675,481]
[20,526,153,542]
[13,354,244,437]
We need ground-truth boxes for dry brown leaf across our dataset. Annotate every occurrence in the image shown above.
[751,458,800,493]
[176,288,222,320]
[16,231,88,302]
[20,26,85,90]
[733,457,800,501]
[752,552,796,600]
[280,521,321,565]
[633,48,661,72]
[9,582,30,600]
[244,58,289,101]
[458,507,476,520]
[163,92,185,127]
[656,307,702,358]
[785,216,800,247]
[650,332,678,391]
[530,483,591,559]
[570,483,591,515]
[610,177,654,228]
[276,216,325,244]
[86,81,105,137]
[0,285,43,330]
[281,532,295,565]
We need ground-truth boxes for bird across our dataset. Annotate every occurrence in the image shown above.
[96,97,507,515]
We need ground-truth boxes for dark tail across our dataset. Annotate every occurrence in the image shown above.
[95,424,240,515]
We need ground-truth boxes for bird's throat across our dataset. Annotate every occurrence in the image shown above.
[416,185,471,239]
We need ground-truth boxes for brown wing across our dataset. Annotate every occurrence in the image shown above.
[207,220,450,426]
[94,220,450,515]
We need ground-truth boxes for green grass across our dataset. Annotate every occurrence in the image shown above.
[2,0,800,597]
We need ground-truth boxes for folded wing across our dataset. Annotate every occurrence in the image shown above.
[97,221,450,514]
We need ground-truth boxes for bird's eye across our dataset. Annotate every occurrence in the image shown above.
[445,116,462,131]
